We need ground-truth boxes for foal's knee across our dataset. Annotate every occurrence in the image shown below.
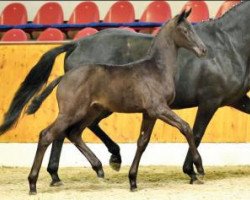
[137,135,150,153]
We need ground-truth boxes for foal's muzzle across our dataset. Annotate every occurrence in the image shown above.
[193,46,207,58]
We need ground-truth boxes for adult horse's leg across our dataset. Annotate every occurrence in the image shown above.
[156,106,205,177]
[231,95,250,113]
[47,138,65,186]
[182,102,218,184]
[89,111,121,171]
[129,113,156,191]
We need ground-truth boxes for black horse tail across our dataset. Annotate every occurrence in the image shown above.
[0,42,77,135]
[26,76,63,115]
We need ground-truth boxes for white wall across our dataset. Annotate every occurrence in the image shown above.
[0,1,224,21]
[1,143,250,167]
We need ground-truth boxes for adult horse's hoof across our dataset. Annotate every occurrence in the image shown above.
[50,180,63,187]
[110,162,121,172]
[109,154,122,171]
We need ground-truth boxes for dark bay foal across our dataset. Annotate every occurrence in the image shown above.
[27,10,207,194]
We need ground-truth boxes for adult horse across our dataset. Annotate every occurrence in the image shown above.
[0,1,249,185]
[26,11,206,194]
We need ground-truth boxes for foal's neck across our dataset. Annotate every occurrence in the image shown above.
[147,29,178,77]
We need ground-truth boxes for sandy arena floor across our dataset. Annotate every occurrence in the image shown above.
[0,166,250,200]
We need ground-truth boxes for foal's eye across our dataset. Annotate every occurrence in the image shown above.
[183,29,188,34]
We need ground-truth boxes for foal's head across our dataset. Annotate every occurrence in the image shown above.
[165,10,207,57]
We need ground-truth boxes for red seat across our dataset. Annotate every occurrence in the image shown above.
[103,1,135,23]
[68,2,100,24]
[215,0,241,18]
[33,2,64,24]
[152,27,160,36]
[118,27,136,32]
[37,28,65,41]
[1,29,28,41]
[182,1,209,23]
[0,3,27,25]
[73,28,98,40]
[140,1,172,22]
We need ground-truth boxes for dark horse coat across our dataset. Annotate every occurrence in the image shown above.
[26,12,206,194]
[1,1,250,183]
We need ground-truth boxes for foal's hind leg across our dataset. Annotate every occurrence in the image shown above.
[155,106,205,178]
[67,127,104,178]
[47,112,120,186]
[89,111,121,171]
[129,113,156,191]
[66,108,106,178]
[28,116,72,195]
[183,103,218,184]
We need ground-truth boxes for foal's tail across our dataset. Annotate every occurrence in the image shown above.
[26,76,63,115]
[0,42,77,135]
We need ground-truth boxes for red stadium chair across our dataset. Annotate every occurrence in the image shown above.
[139,1,171,34]
[33,2,64,24]
[181,1,209,23]
[215,0,240,18]
[73,27,98,40]
[119,27,136,32]
[140,1,172,23]
[152,27,160,36]
[68,2,100,24]
[1,29,28,41]
[37,28,65,41]
[103,1,135,23]
[0,3,27,25]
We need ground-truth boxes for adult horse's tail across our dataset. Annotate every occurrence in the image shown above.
[0,42,77,135]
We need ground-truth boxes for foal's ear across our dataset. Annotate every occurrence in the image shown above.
[185,8,192,18]
[177,10,186,25]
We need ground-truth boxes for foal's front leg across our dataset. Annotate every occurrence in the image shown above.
[156,106,205,177]
[129,113,156,191]
[183,102,218,184]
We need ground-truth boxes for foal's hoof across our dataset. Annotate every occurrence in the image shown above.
[190,178,204,185]
[29,190,37,195]
[97,169,105,178]
[197,174,205,181]
[109,154,122,171]
[50,180,63,187]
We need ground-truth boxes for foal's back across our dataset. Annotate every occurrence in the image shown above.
[57,60,168,113]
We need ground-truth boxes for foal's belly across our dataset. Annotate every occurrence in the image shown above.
[93,92,145,113]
